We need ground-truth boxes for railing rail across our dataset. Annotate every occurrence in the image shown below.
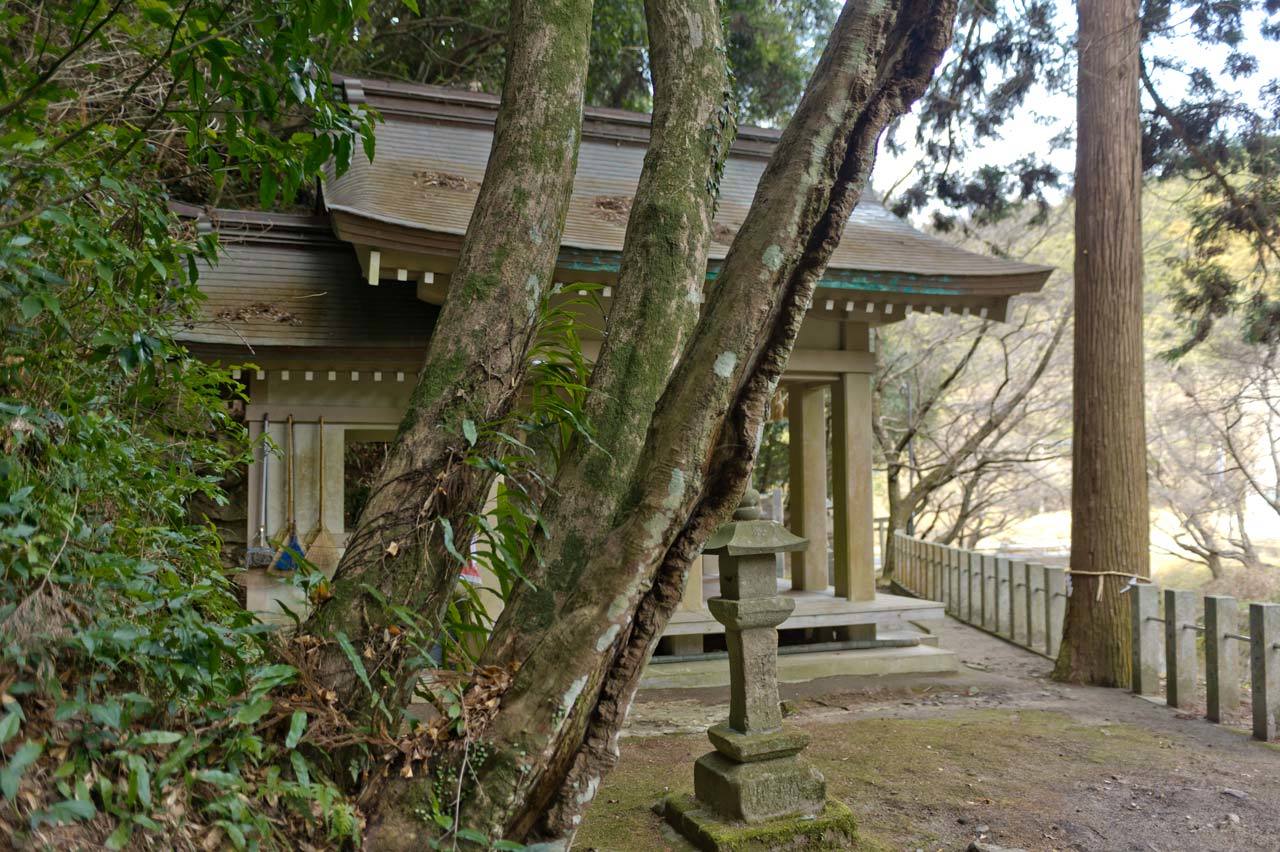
[892,531,1280,742]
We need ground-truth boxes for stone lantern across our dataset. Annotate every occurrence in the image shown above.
[664,488,857,848]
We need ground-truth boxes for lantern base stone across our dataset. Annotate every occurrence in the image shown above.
[708,724,810,763]
[693,752,826,824]
[661,794,858,851]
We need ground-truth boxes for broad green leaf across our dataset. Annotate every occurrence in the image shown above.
[0,739,41,799]
[290,750,310,786]
[193,769,241,788]
[440,518,465,564]
[259,171,279,208]
[0,712,20,745]
[19,294,42,321]
[32,797,96,826]
[131,730,182,746]
[334,631,372,694]
[233,698,273,726]
[285,711,307,749]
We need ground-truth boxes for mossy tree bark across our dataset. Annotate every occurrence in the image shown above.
[320,0,954,843]
[302,0,594,718]
[479,0,733,669]
[425,0,956,844]
[1053,0,1149,686]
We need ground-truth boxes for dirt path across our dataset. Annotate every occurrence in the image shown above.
[575,617,1280,851]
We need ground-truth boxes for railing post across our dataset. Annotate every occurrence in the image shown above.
[1251,603,1280,741]
[933,544,943,604]
[995,557,1011,638]
[918,539,925,595]
[984,555,998,633]
[954,548,964,617]
[936,539,947,601]
[1164,589,1199,709]
[916,538,923,594]
[972,551,983,626]
[934,544,944,604]
[904,537,912,592]
[1010,561,1028,647]
[977,554,988,630]
[927,541,934,598]
[963,550,974,623]
[947,547,957,614]
[925,541,933,598]
[911,537,921,591]
[936,547,947,606]
[901,535,910,592]
[897,533,905,590]
[1129,583,1162,696]
[1045,566,1066,659]
[1205,595,1240,723]
[1027,563,1046,653]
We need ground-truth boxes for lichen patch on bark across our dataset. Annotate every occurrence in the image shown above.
[713,351,738,377]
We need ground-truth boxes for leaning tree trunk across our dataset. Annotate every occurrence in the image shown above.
[1054,0,1149,686]
[302,0,594,718]
[416,0,956,843]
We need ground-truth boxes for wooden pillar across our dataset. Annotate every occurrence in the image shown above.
[787,384,828,591]
[679,555,705,613]
[831,324,875,603]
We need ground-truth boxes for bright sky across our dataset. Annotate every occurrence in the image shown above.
[872,3,1280,206]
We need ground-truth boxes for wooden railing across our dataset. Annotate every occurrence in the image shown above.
[1130,585,1280,741]
[873,516,888,560]
[892,531,1068,659]
[894,531,1280,742]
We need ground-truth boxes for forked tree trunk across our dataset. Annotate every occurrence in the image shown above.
[393,0,955,843]
[480,0,733,668]
[1054,0,1149,686]
[301,0,594,719]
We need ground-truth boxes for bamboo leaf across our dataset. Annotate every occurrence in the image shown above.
[286,711,307,749]
[334,631,372,694]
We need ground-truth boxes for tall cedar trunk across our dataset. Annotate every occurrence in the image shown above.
[481,0,732,668]
[443,0,955,842]
[302,0,593,718]
[1053,0,1149,685]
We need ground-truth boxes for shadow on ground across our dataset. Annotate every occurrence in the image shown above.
[575,617,1280,851]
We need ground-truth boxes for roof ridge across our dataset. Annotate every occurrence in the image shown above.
[332,74,783,154]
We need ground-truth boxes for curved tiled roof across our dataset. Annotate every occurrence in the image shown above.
[324,77,1052,295]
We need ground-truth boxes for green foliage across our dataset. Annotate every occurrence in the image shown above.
[893,0,1280,351]
[338,0,833,125]
[0,0,378,845]
[434,287,600,672]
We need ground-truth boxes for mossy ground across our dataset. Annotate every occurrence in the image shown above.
[575,709,1179,851]
[574,619,1280,851]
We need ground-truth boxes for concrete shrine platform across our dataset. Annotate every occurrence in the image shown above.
[649,575,958,688]
[664,576,945,637]
[642,635,958,689]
